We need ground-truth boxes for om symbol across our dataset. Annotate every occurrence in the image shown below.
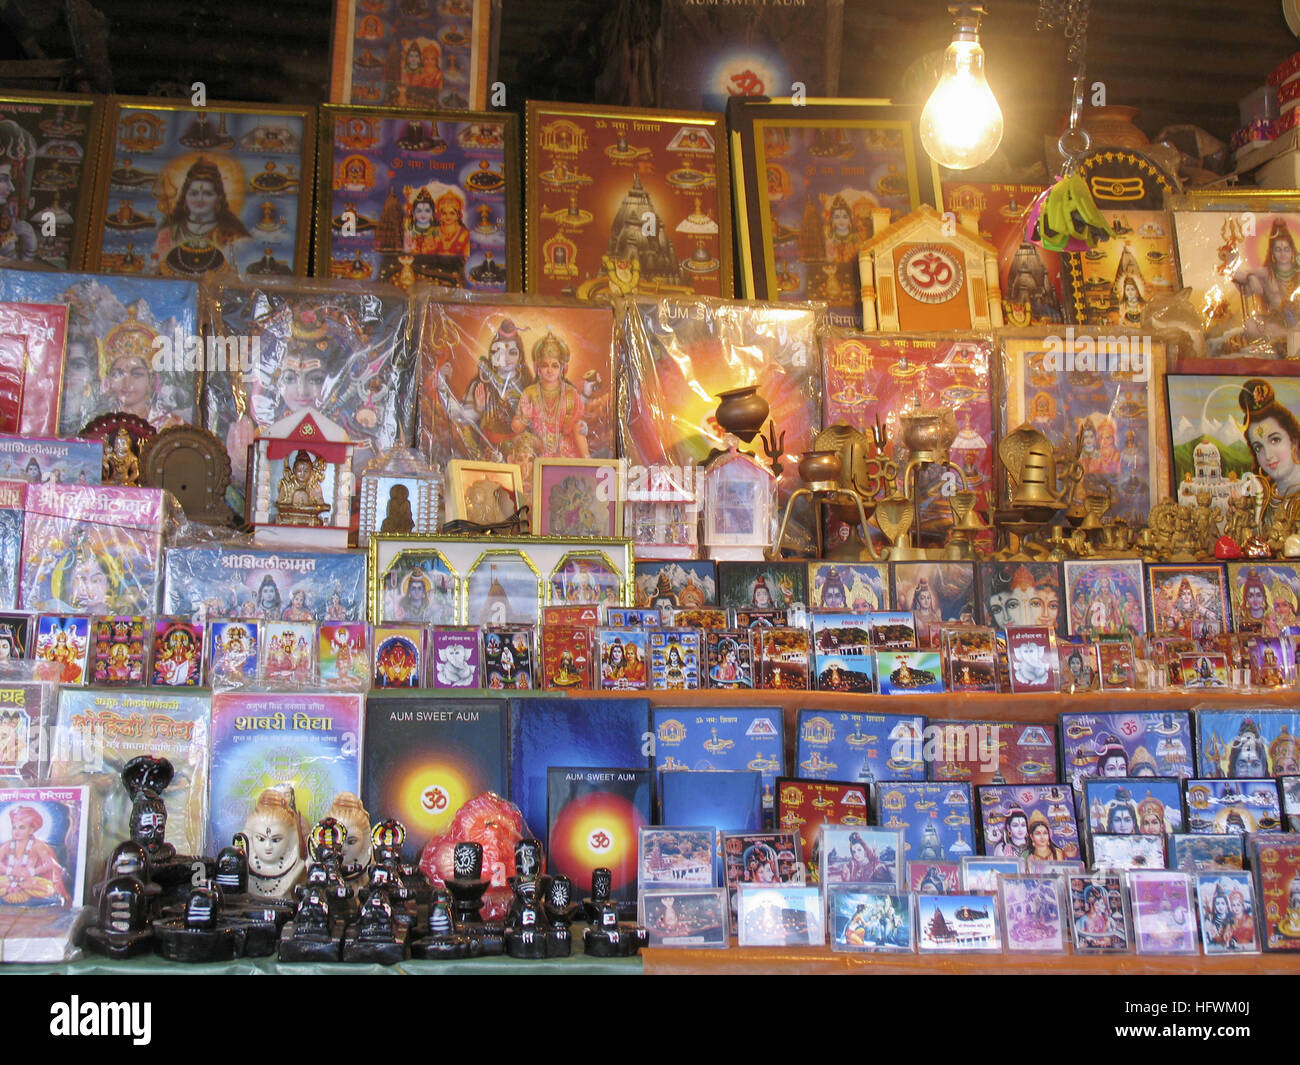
[588,829,612,851]
[728,69,765,96]
[908,252,953,290]
[421,784,449,812]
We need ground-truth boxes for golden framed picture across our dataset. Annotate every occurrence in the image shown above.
[1001,329,1169,528]
[727,96,941,330]
[532,457,624,538]
[446,458,523,523]
[328,0,493,110]
[368,533,633,623]
[315,104,520,292]
[0,89,106,270]
[524,101,733,299]
[86,96,317,279]
[1169,189,1300,358]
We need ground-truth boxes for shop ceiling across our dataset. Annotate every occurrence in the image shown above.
[4,0,1295,164]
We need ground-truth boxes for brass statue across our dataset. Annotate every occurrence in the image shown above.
[275,450,329,526]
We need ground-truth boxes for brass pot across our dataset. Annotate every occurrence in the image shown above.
[715,386,769,443]
[798,450,842,485]
[900,407,956,463]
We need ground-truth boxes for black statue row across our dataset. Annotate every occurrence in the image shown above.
[81,757,647,964]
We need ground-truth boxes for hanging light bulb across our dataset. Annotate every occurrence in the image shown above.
[920,4,1003,170]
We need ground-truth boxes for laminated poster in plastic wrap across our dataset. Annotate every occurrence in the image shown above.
[202,275,414,516]
[616,294,824,551]
[0,269,200,436]
[19,483,166,616]
[416,291,617,500]
[162,543,368,624]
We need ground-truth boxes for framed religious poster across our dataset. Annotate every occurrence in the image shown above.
[524,101,732,300]
[0,90,105,270]
[1001,330,1169,528]
[315,105,519,292]
[1169,190,1300,358]
[328,0,493,110]
[415,294,616,502]
[942,181,1062,327]
[1167,374,1297,530]
[368,534,633,623]
[728,97,940,330]
[1058,147,1179,328]
[532,457,624,538]
[86,98,316,279]
[823,332,993,546]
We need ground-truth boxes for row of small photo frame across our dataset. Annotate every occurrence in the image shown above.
[686,557,1300,641]
[366,534,634,626]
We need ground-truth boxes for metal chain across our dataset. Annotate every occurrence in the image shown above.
[1035,0,1092,65]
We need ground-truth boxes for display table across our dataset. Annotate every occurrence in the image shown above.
[641,946,1300,975]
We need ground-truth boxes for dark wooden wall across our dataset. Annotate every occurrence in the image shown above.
[4,0,1296,164]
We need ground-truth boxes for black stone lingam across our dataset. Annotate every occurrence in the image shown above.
[409,890,477,960]
[121,755,212,902]
[543,874,580,929]
[342,890,406,964]
[582,897,649,958]
[278,884,344,963]
[503,880,570,960]
[444,841,490,924]
[152,883,241,963]
[582,866,614,922]
[301,818,354,914]
[92,841,161,913]
[83,875,154,959]
[358,820,423,923]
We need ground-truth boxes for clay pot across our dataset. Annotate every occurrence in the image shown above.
[1079,105,1149,149]
[714,386,769,443]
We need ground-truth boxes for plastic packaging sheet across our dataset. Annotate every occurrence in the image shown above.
[19,483,168,615]
[822,330,993,545]
[1168,192,1300,359]
[415,288,617,499]
[0,269,200,435]
[615,293,825,550]
[161,542,369,624]
[0,300,65,436]
[201,275,414,516]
